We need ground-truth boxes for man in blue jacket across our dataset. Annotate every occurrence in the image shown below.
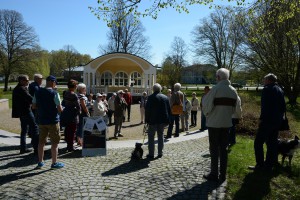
[145,83,171,159]
[33,75,64,169]
[249,73,285,171]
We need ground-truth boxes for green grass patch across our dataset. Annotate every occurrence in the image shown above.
[226,136,300,200]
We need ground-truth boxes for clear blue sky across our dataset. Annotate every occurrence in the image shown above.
[1,0,238,66]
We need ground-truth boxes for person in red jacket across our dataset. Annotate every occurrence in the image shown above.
[123,88,132,122]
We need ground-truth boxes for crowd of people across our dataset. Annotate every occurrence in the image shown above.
[11,68,286,183]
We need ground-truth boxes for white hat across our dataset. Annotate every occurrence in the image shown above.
[96,93,102,98]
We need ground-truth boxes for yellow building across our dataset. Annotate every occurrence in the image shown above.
[83,53,157,96]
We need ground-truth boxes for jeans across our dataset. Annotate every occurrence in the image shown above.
[254,122,279,168]
[148,124,165,156]
[167,114,180,137]
[20,111,39,151]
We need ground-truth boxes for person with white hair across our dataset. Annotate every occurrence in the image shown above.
[248,73,285,171]
[166,82,184,138]
[202,68,241,182]
[145,83,171,159]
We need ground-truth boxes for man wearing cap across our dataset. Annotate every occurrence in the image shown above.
[114,90,127,138]
[12,74,39,154]
[249,73,285,171]
[33,75,64,169]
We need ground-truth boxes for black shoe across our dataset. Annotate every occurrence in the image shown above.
[146,155,154,160]
[157,154,163,158]
[164,135,171,139]
[174,135,179,137]
[203,173,218,181]
[20,149,32,154]
[248,164,264,170]
[219,175,226,183]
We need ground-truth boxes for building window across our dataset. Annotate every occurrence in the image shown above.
[130,72,142,86]
[115,72,128,86]
[100,72,112,86]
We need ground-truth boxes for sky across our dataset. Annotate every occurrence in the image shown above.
[1,0,240,66]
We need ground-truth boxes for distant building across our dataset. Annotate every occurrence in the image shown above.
[63,66,84,82]
[181,64,216,84]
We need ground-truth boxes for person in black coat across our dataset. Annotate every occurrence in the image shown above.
[12,74,39,154]
[249,73,286,170]
[145,83,171,159]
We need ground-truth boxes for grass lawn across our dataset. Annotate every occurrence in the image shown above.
[226,136,300,200]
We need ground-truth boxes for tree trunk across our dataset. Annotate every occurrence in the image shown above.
[3,74,10,92]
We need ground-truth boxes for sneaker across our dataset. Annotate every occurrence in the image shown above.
[51,162,65,169]
[36,162,45,169]
[118,133,124,137]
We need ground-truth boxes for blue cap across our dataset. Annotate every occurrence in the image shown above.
[46,75,57,84]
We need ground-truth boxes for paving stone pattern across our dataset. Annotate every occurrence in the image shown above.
[0,137,226,199]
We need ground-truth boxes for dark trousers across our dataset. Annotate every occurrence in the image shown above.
[148,124,165,156]
[254,122,279,168]
[114,116,123,136]
[107,109,114,124]
[167,114,180,137]
[191,111,197,126]
[208,127,229,177]
[228,118,239,145]
[126,104,131,120]
[20,111,39,151]
[64,122,77,150]
[200,111,207,130]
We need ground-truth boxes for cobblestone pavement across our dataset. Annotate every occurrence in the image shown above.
[0,136,226,200]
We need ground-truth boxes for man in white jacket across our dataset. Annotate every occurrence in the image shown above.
[202,68,242,182]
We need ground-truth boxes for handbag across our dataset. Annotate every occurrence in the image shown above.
[171,92,183,115]
[171,104,183,115]
[279,112,289,131]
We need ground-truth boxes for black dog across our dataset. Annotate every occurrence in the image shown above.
[278,135,300,166]
[131,142,143,160]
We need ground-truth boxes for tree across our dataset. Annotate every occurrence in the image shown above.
[191,7,243,78]
[99,0,151,59]
[170,36,188,68]
[0,9,39,91]
[64,45,81,80]
[239,0,300,105]
[160,56,182,89]
[90,0,248,26]
[90,0,298,29]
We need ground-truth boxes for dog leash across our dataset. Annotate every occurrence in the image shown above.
[142,124,149,144]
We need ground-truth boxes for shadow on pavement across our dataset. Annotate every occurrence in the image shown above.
[0,168,50,186]
[122,123,143,128]
[102,158,150,176]
[166,180,221,200]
